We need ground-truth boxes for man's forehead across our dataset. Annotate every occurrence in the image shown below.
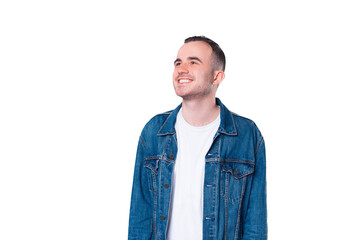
[177,41,212,58]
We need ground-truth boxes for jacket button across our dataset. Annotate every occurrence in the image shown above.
[169,154,175,159]
[164,184,169,188]
[234,169,239,175]
[161,215,166,220]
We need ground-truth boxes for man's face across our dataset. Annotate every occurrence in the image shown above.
[173,41,216,100]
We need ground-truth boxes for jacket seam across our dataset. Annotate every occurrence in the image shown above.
[139,135,146,148]
[152,183,157,238]
[159,135,172,238]
[224,172,229,240]
[255,136,264,157]
[157,112,174,135]
[234,176,247,239]
[207,158,255,165]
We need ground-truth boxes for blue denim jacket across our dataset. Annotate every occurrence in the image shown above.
[129,98,267,240]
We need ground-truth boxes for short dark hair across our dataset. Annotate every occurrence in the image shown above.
[184,36,226,71]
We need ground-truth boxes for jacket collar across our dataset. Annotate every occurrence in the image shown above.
[157,98,237,136]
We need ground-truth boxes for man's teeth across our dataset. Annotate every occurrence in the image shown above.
[179,79,191,83]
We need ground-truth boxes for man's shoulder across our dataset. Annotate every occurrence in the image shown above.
[231,111,255,125]
[217,98,259,132]
[148,110,173,124]
[141,110,174,134]
[229,111,262,138]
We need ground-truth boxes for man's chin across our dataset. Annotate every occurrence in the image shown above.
[176,93,198,101]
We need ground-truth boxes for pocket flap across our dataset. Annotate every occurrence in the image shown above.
[221,161,254,179]
[145,158,159,174]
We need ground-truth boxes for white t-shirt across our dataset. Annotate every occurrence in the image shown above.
[166,109,220,240]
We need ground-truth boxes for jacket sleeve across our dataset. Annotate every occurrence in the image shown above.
[243,135,268,240]
[128,136,153,239]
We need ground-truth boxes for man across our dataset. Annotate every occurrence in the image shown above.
[128,36,267,240]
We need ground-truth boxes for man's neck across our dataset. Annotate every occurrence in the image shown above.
[181,97,220,127]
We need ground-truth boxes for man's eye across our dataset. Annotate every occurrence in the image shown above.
[175,62,181,66]
[190,61,197,65]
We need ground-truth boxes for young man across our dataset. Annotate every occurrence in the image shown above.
[128,36,267,240]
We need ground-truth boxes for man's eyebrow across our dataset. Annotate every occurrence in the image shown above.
[188,57,202,63]
[174,57,203,65]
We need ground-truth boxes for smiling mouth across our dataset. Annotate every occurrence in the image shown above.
[177,75,193,84]
[178,79,192,84]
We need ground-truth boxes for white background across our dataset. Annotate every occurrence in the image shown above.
[1,0,359,239]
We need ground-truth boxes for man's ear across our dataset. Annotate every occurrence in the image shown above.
[213,71,225,86]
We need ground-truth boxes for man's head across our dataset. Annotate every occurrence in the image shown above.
[184,36,226,72]
[173,36,226,101]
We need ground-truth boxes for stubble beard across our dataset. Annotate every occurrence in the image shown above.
[179,85,213,101]
[175,75,214,101]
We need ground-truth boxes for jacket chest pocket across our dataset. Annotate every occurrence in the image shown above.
[220,161,254,203]
[144,158,159,193]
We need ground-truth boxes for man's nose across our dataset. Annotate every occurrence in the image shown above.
[177,64,189,74]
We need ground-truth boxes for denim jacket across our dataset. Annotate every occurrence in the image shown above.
[128,98,267,240]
